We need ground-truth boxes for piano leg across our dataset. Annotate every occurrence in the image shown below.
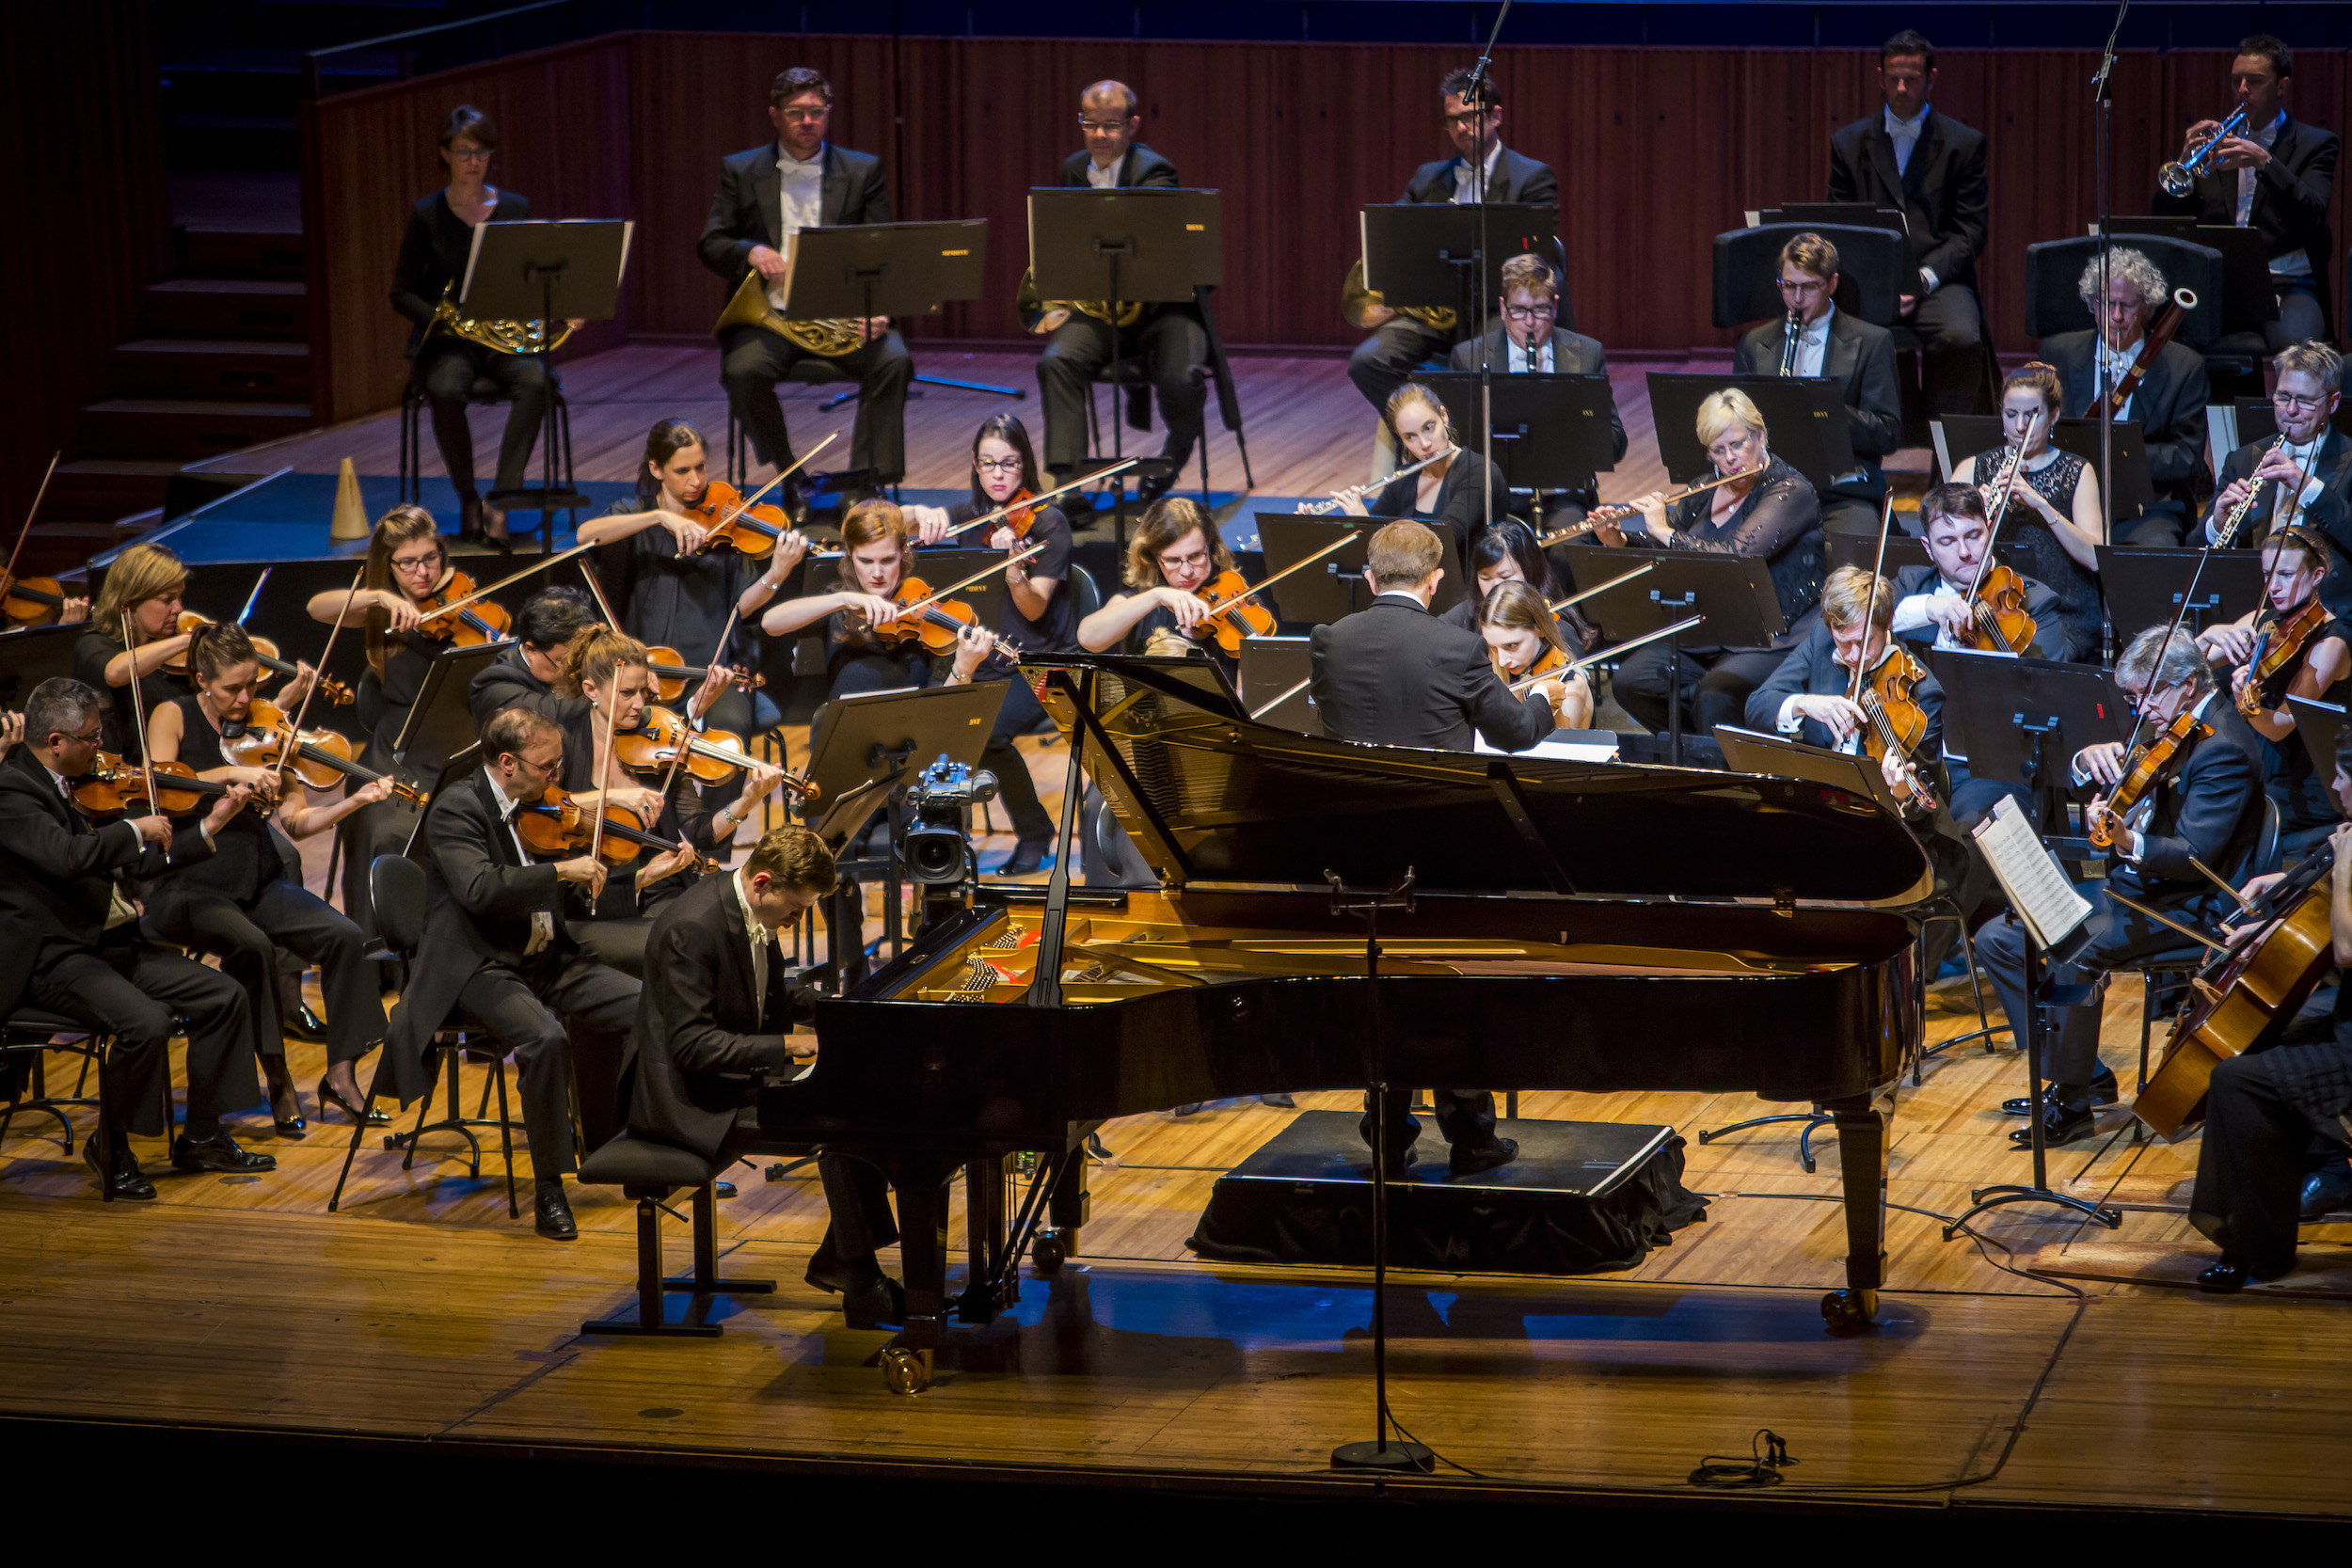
[1035,1148,1089,1272]
[959,1157,1009,1323]
[881,1154,957,1393]
[1821,1091,1889,1332]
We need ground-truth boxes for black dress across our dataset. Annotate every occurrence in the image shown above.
[72,629,187,756]
[389,188,548,501]
[1369,450,1515,560]
[1968,444,2101,660]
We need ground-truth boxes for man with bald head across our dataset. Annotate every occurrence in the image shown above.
[1024,78,1209,504]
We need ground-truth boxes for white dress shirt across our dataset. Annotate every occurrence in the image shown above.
[1787,306,1833,378]
[1085,156,1120,191]
[2095,333,2140,421]
[1450,141,1505,205]
[2238,112,2313,277]
[733,866,774,1027]
[767,143,827,309]
[1505,333,1554,374]
[1883,108,1941,293]
[1773,639,1897,755]
[1889,573,1970,650]
[482,767,555,957]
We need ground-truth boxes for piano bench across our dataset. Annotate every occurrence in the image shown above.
[577,1136,777,1338]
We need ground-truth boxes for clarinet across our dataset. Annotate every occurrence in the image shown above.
[1777,310,1803,376]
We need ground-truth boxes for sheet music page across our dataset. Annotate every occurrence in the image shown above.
[1970,793,2092,948]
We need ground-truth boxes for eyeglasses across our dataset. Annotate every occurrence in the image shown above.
[2274,391,2331,412]
[1158,549,1211,575]
[1078,119,1129,134]
[1775,276,1830,294]
[62,726,102,745]
[390,551,444,572]
[1443,110,1490,126]
[1502,304,1555,323]
[974,456,1025,474]
[446,146,491,162]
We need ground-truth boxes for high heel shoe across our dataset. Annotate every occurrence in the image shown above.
[317,1077,389,1126]
[267,1077,307,1137]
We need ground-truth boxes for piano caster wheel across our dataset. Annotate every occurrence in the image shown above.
[881,1346,932,1395]
[1820,1289,1879,1333]
[1032,1228,1068,1274]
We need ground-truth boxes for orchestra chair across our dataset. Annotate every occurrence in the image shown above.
[1076,287,1255,518]
[327,853,520,1220]
[723,384,885,508]
[2023,235,2229,364]
[576,1131,777,1338]
[397,361,580,554]
[0,1008,116,1193]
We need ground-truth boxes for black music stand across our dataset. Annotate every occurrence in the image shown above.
[394,640,515,782]
[461,218,629,544]
[1238,634,1319,735]
[2105,216,2277,337]
[0,621,82,712]
[2096,546,2265,641]
[1558,545,1784,765]
[1253,514,1465,624]
[1928,648,2124,860]
[782,219,1012,402]
[1359,202,1557,326]
[1418,372,1621,521]
[1646,372,1857,494]
[1029,188,1221,543]
[1938,415,2156,520]
[2289,695,2346,773]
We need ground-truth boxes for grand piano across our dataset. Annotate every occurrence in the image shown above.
[759,655,1931,1391]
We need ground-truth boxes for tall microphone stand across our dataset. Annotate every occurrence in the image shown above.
[1463,0,1513,542]
[2092,0,2129,667]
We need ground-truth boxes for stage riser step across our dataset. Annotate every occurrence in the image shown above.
[77,400,311,459]
[109,341,311,402]
[174,228,306,280]
[138,279,306,340]
[47,464,182,521]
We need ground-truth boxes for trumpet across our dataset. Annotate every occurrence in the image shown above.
[2159,106,2249,198]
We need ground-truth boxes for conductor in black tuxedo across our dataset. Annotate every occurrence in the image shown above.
[2152,34,2338,349]
[1973,626,2266,1148]
[1732,231,1902,541]
[2042,247,2211,547]
[1024,79,1209,501]
[699,66,913,499]
[0,679,269,1199]
[1309,521,1573,1176]
[377,707,640,1239]
[1826,30,1990,418]
[1447,254,1627,521]
[1347,65,1560,420]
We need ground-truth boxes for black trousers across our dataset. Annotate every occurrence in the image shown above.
[1613,641,1794,737]
[414,340,548,499]
[1360,1087,1500,1154]
[1904,283,1990,419]
[570,914,654,980]
[451,956,638,1177]
[1346,316,1454,417]
[144,879,385,1069]
[2265,279,2328,353]
[1037,308,1207,471]
[810,1150,900,1285]
[1972,882,2198,1101]
[981,673,1053,842]
[2189,1047,2348,1276]
[339,744,423,949]
[719,324,912,483]
[29,935,256,1139]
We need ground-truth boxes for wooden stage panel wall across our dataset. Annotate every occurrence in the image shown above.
[303,33,2350,422]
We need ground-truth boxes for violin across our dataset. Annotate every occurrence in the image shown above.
[1958,562,2039,656]
[69,752,246,820]
[218,699,427,805]
[683,480,794,560]
[2235,596,2331,720]
[1853,645,1941,814]
[1,569,74,627]
[161,611,356,705]
[2087,708,2209,850]
[1496,642,1569,685]
[512,784,716,872]
[644,644,763,705]
[410,571,515,645]
[612,705,819,800]
[2137,844,2337,1140]
[867,577,1002,659]
[1191,570,1279,657]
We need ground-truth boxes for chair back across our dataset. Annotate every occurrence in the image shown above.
[1711,224,1902,328]
[1066,562,1103,622]
[2253,794,2283,880]
[2023,236,2225,347]
[370,854,429,958]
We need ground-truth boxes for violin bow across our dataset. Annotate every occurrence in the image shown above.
[272,564,365,794]
[121,611,161,844]
[1508,615,1706,693]
[588,661,623,868]
[1549,562,1655,614]
[576,557,623,626]
[889,542,1047,624]
[943,460,1137,540]
[235,567,271,626]
[1,451,59,592]
[1205,531,1360,617]
[686,434,832,553]
[1848,492,1899,710]
[655,603,745,802]
[421,541,600,626]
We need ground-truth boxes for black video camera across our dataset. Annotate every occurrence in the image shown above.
[897,753,998,886]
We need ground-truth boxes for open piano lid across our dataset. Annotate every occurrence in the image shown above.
[1029,653,1932,908]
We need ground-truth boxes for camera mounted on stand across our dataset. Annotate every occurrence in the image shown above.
[896,753,998,928]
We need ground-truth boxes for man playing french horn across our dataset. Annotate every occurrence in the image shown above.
[700,66,913,510]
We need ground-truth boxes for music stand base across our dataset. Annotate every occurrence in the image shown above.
[1943,1185,2122,1239]
[1330,1439,1435,1473]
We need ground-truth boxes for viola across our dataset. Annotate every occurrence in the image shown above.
[218,699,427,805]
[1191,570,1279,657]
[512,784,716,872]
[1854,645,1941,814]
[684,480,794,560]
[161,611,356,705]
[644,644,763,705]
[1958,563,2039,656]
[2137,845,2337,1140]
[410,571,515,646]
[2235,596,2331,720]
[70,752,244,820]
[2088,708,2209,850]
[1,569,73,627]
[613,705,818,800]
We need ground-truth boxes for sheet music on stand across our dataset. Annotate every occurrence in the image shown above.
[1971,793,2092,950]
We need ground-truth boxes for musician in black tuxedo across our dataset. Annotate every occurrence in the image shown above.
[376,707,640,1239]
[0,679,268,1199]
[2202,345,2352,611]
[1023,80,1208,501]
[2152,34,2338,348]
[468,587,596,730]
[1446,254,1627,521]
[699,67,912,499]
[1890,483,2067,663]
[1347,66,1560,420]
[1973,627,2266,1148]
[1732,232,1903,540]
[1826,30,1990,418]
[2042,247,2211,547]
[1746,566,1946,777]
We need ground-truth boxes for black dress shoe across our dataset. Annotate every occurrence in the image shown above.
[1449,1136,1518,1178]
[2197,1259,2254,1294]
[316,1078,391,1126]
[838,1274,908,1330]
[1170,1102,1204,1117]
[1259,1093,1296,1109]
[2009,1101,2096,1148]
[2003,1073,2120,1117]
[998,836,1053,877]
[85,1137,156,1200]
[281,1001,330,1044]
[171,1132,278,1173]
[2299,1163,2352,1222]
[533,1185,578,1240]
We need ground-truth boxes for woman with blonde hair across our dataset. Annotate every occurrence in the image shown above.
[1950,361,2105,657]
[1078,497,1242,675]
[75,542,315,753]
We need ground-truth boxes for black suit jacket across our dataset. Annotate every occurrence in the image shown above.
[1446,326,1628,499]
[1309,595,1553,752]
[389,190,534,357]
[468,643,586,731]
[622,872,805,1164]
[697,141,892,292]
[2042,330,2210,516]
[1402,146,1556,208]
[2102,701,2265,912]
[1744,621,1947,757]
[1733,309,1902,497]
[1827,107,1988,293]
[0,747,215,1019]
[2201,434,2352,616]
[2153,112,2338,336]
[1889,562,2066,663]
[1057,144,1180,189]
